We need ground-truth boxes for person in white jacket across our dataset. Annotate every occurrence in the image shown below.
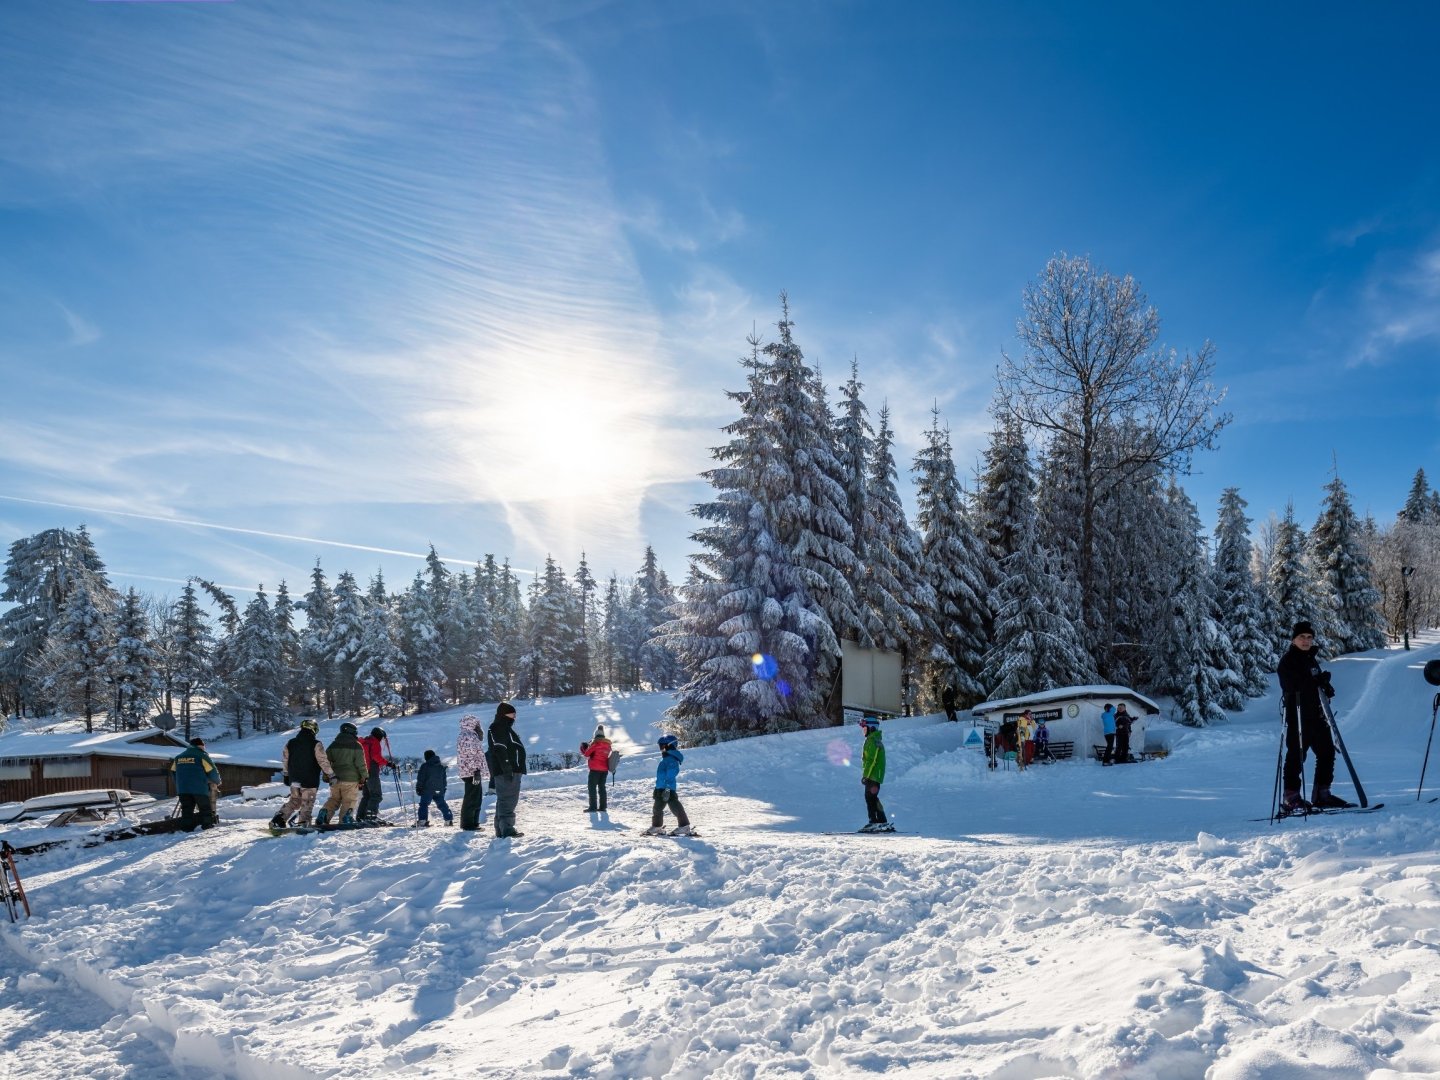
[456,713,491,831]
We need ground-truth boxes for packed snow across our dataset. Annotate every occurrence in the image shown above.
[4,635,1440,1079]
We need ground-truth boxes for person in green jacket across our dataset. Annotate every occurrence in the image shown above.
[859,715,893,832]
[316,722,367,826]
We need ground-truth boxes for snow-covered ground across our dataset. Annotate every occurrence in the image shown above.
[5,635,1440,1079]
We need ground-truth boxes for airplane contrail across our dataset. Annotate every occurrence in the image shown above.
[0,494,501,571]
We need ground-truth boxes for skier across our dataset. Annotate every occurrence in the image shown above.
[270,719,333,829]
[581,725,613,813]
[859,715,893,832]
[414,749,454,827]
[316,721,366,826]
[1114,704,1134,765]
[1277,620,1349,811]
[357,726,391,822]
[1100,703,1117,765]
[170,738,221,831]
[455,713,491,831]
[486,702,527,839]
[644,734,696,835]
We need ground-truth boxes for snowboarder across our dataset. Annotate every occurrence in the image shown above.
[271,719,333,829]
[486,702,527,838]
[170,738,221,831]
[581,725,613,813]
[1114,704,1134,765]
[357,726,390,822]
[859,715,893,832]
[317,722,366,826]
[644,734,695,835]
[456,713,490,831]
[1100,703,1117,764]
[414,749,453,827]
[1277,620,1348,811]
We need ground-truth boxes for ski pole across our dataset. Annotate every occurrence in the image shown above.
[1270,697,1287,822]
[1319,692,1368,808]
[383,735,408,817]
[1419,692,1440,801]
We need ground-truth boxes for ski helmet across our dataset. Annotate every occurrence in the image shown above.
[370,727,386,739]
[658,734,678,749]
[340,721,358,735]
[860,715,880,733]
[300,718,319,733]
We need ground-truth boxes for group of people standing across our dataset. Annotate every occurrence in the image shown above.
[1099,703,1135,765]
[266,720,395,829]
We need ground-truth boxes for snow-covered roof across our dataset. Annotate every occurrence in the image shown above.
[0,727,280,768]
[970,684,1161,717]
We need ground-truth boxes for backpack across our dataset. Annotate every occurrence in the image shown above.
[608,750,622,775]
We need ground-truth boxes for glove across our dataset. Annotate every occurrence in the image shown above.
[1318,671,1335,698]
[282,774,289,786]
[487,777,495,791]
[1323,683,1336,699]
[324,775,334,784]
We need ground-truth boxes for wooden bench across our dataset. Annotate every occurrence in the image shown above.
[1033,740,1073,762]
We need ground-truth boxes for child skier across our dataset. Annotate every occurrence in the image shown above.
[859,715,893,832]
[644,734,696,836]
[415,749,454,826]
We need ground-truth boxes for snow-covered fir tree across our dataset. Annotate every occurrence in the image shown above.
[167,580,213,740]
[298,561,337,716]
[634,547,682,689]
[664,305,858,740]
[467,556,508,703]
[232,586,288,733]
[1267,503,1327,648]
[1310,473,1387,653]
[271,581,301,710]
[912,409,993,707]
[399,571,447,712]
[979,515,1098,699]
[326,571,367,714]
[35,575,114,731]
[974,411,1036,568]
[354,571,405,717]
[1211,488,1273,700]
[1401,467,1438,524]
[106,587,160,730]
[519,555,580,698]
[573,553,598,695]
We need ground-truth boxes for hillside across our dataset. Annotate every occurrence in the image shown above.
[4,635,1440,1079]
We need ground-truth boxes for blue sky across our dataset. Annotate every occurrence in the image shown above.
[2,0,1437,602]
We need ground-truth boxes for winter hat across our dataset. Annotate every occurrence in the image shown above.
[461,712,481,730]
[658,734,678,749]
[370,726,387,739]
[424,749,438,760]
[191,737,206,747]
[1291,620,1316,639]
[495,702,516,722]
[593,725,606,740]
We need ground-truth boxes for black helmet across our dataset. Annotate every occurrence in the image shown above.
[340,722,358,735]
[370,727,386,739]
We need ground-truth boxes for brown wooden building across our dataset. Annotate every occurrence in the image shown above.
[0,727,281,804]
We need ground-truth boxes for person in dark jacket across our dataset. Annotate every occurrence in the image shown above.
[1277,620,1348,812]
[486,702,527,838]
[271,719,333,828]
[414,749,453,826]
[1113,704,1134,765]
[941,684,959,723]
[357,726,391,822]
[170,739,221,831]
[317,722,366,826]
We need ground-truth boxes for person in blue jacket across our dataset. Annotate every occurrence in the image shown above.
[170,739,221,831]
[414,749,454,826]
[1100,703,1117,765]
[644,734,696,836]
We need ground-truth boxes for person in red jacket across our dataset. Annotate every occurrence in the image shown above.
[581,726,613,813]
[357,726,391,822]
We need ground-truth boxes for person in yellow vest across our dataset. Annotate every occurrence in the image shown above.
[1015,710,1036,769]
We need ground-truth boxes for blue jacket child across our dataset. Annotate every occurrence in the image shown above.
[414,749,454,826]
[645,734,695,836]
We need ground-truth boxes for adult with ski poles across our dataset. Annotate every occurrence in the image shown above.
[486,702,527,839]
[1277,620,1350,813]
[357,727,391,822]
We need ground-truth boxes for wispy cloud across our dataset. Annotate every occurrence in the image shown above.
[1353,243,1440,366]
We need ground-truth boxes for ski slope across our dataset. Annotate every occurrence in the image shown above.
[4,634,1440,1079]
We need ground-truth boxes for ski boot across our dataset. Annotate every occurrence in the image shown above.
[643,825,667,836]
[269,812,287,829]
[1279,790,1311,816]
[314,808,331,827]
[1310,785,1355,810]
[340,810,355,826]
[670,824,697,836]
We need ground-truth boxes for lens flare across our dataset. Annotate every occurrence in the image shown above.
[751,653,779,680]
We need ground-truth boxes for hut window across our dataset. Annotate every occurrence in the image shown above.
[42,757,90,778]
[0,761,30,780]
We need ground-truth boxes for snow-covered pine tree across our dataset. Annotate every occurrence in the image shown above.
[635,547,682,689]
[233,586,288,733]
[1152,482,1238,726]
[106,587,160,730]
[399,572,447,712]
[520,555,579,698]
[599,573,623,690]
[912,408,993,707]
[975,411,1036,568]
[573,553,598,695]
[356,575,406,718]
[1401,468,1438,524]
[272,581,301,710]
[469,557,508,702]
[0,525,114,716]
[326,571,366,714]
[168,580,213,740]
[34,575,114,731]
[1310,472,1387,653]
[664,303,858,740]
[298,561,337,716]
[1211,488,1273,700]
[979,514,1098,699]
[1267,503,1327,649]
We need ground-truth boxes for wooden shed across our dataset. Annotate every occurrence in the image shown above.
[0,727,280,803]
[970,685,1162,761]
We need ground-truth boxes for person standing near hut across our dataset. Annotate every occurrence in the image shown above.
[170,739,221,832]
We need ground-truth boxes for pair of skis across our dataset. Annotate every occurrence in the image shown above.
[2,841,30,921]
[1266,692,1372,823]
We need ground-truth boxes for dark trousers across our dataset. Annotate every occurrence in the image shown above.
[651,788,689,828]
[863,780,886,823]
[178,793,216,832]
[1115,729,1131,764]
[493,773,522,836]
[1284,707,1336,792]
[586,771,608,811]
[460,776,487,830]
[358,766,384,819]
[1102,733,1115,763]
[418,793,452,824]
